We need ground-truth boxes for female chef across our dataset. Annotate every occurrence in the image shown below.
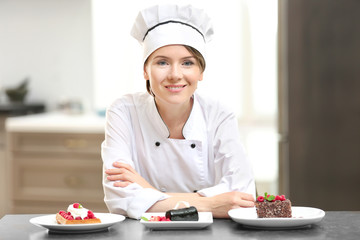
[101,4,256,219]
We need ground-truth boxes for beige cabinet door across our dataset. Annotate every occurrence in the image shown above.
[8,132,108,214]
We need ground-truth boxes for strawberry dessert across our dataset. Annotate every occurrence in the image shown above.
[56,203,101,224]
[255,192,292,218]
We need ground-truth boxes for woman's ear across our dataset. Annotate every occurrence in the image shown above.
[199,72,204,81]
[143,66,149,80]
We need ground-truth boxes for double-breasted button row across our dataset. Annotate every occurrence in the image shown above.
[155,142,196,148]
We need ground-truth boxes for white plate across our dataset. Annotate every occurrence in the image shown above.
[140,212,213,229]
[30,213,125,233]
[228,206,325,229]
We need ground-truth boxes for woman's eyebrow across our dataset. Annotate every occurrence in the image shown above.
[182,56,195,60]
[153,55,169,59]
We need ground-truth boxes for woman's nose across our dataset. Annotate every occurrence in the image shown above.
[168,64,182,80]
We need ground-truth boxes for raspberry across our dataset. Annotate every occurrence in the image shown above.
[160,216,169,221]
[257,196,264,202]
[280,195,286,201]
[75,216,82,220]
[84,216,89,220]
[73,203,80,208]
[149,216,171,221]
[87,210,95,218]
[59,210,66,216]
[275,195,281,201]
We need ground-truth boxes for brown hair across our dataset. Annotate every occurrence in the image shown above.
[145,45,206,96]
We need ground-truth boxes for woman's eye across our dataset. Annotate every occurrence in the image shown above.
[157,61,168,66]
[183,60,194,66]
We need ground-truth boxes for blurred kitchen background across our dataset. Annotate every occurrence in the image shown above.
[0,0,359,218]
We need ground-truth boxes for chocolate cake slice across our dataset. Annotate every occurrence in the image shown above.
[255,193,292,218]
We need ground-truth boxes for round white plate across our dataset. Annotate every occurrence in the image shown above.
[30,213,125,233]
[228,206,325,229]
[140,212,213,229]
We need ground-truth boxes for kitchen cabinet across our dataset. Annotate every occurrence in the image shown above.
[6,113,108,214]
[0,103,45,217]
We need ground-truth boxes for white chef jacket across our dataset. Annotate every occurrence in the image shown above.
[102,92,255,219]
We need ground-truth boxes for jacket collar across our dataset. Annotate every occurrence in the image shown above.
[146,93,205,141]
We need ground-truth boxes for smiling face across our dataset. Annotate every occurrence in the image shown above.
[144,45,204,108]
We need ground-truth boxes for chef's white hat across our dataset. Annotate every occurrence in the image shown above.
[131,4,214,62]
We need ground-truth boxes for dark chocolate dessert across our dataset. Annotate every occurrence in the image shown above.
[165,206,199,221]
[255,192,292,218]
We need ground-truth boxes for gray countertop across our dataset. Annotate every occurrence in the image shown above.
[1,212,360,240]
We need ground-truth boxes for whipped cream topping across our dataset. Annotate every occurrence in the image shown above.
[67,204,88,219]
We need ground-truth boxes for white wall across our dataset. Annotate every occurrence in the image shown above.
[0,0,93,112]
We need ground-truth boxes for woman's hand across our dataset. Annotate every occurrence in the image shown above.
[208,192,255,218]
[105,162,155,189]
[147,191,254,218]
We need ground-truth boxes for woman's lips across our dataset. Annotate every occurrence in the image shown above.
[165,85,186,92]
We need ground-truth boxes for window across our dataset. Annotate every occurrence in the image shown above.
[238,0,279,194]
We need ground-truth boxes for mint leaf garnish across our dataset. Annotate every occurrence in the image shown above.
[264,192,268,201]
[263,192,276,201]
[267,195,275,201]
[141,216,149,221]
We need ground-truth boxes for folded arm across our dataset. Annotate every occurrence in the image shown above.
[105,161,255,218]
